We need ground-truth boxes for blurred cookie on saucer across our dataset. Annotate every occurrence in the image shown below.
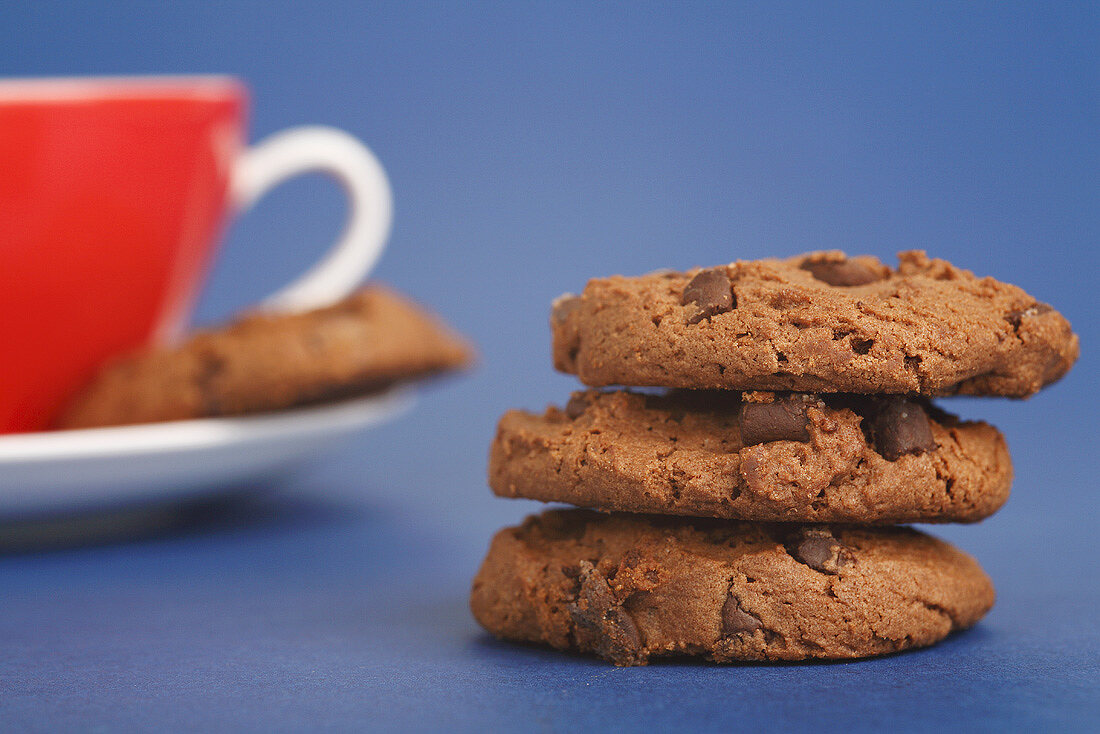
[58,285,473,428]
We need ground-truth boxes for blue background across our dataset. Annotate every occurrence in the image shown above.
[1,2,1096,731]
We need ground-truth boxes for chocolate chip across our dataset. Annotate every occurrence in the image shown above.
[801,259,881,287]
[721,592,763,636]
[196,355,227,416]
[851,337,874,355]
[869,399,936,461]
[564,394,589,419]
[788,528,851,574]
[1007,302,1053,328]
[682,269,734,324]
[739,397,811,446]
[568,562,644,665]
[620,549,642,570]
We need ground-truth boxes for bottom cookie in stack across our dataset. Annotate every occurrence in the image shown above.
[471,510,994,666]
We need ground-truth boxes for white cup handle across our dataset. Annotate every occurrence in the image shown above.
[230,125,393,313]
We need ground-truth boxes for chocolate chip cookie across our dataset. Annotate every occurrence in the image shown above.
[552,251,1078,397]
[58,285,474,428]
[490,390,1011,524]
[470,510,995,665]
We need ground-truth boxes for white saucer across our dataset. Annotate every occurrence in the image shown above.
[0,388,413,517]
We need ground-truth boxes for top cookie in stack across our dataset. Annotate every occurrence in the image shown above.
[551,250,1077,397]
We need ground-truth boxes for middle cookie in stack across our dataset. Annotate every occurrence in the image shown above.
[472,251,1078,666]
[490,390,1011,524]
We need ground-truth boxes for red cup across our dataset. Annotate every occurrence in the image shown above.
[0,76,393,434]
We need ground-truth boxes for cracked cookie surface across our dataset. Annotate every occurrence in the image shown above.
[470,510,994,665]
[551,251,1078,397]
[58,285,474,428]
[490,390,1011,524]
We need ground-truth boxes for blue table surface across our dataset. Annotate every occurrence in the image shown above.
[1,3,1097,731]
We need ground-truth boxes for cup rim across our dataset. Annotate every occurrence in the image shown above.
[0,74,245,103]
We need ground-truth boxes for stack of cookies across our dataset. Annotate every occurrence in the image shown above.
[472,251,1078,665]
